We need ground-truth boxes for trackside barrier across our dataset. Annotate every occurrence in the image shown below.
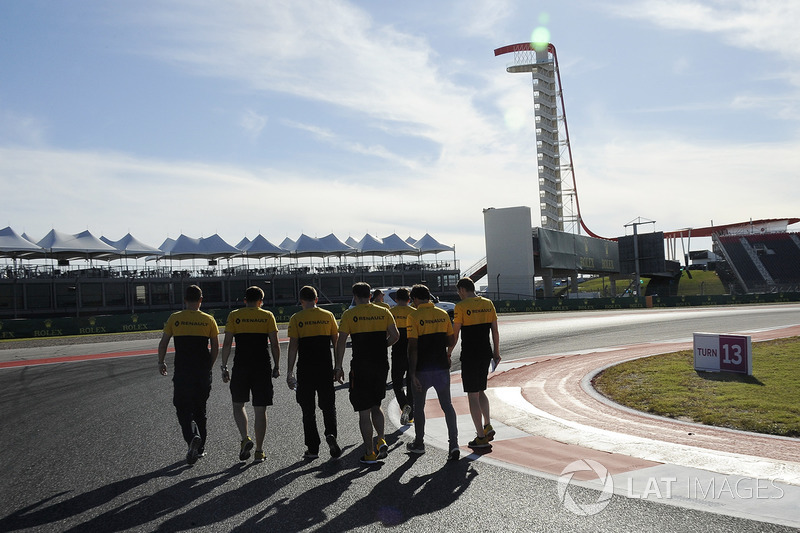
[490,292,800,314]
[0,303,350,341]
[0,295,798,341]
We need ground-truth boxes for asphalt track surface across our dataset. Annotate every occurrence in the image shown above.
[0,305,799,532]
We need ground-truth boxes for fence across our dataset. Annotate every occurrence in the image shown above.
[1,293,798,340]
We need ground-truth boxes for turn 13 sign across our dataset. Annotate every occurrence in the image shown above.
[693,333,752,375]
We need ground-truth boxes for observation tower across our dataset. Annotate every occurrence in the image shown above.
[494,42,602,239]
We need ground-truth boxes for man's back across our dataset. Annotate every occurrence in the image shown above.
[340,303,394,362]
[165,309,218,379]
[453,296,497,356]
[408,303,453,371]
[288,306,337,370]
[389,304,415,356]
[225,306,277,365]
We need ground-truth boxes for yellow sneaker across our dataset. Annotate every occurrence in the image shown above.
[376,438,388,459]
[360,451,378,464]
[239,437,254,461]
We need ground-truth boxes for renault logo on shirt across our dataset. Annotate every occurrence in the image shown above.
[353,315,382,322]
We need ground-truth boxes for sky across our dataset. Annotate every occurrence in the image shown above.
[1,0,799,270]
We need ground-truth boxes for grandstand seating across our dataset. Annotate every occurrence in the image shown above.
[715,233,800,293]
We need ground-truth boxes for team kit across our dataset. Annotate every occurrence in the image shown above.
[158,279,500,466]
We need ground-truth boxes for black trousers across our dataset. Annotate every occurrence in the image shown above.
[296,369,337,452]
[173,380,211,447]
[391,354,413,412]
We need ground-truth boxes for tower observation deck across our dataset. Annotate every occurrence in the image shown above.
[495,42,602,239]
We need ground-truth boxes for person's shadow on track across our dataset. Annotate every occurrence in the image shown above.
[0,461,190,532]
[229,437,478,532]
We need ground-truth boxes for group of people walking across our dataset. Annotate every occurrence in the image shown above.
[157,278,500,466]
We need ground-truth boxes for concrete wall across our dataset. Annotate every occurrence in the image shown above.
[483,206,535,298]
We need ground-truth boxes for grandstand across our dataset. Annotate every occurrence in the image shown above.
[715,232,800,294]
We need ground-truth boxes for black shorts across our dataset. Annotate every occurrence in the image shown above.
[348,361,389,412]
[230,364,273,406]
[460,355,491,393]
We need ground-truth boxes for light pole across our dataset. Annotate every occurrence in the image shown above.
[624,217,655,297]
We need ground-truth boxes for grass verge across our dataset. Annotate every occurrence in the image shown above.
[573,270,725,296]
[592,337,800,437]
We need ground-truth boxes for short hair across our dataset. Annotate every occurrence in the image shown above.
[352,282,371,299]
[395,287,410,302]
[299,285,318,302]
[456,277,475,292]
[409,284,430,302]
[245,286,264,302]
[185,285,202,302]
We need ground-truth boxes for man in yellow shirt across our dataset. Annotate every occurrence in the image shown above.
[407,284,459,460]
[219,286,281,463]
[286,286,342,459]
[449,277,500,449]
[158,285,220,465]
[335,282,399,464]
[389,287,415,425]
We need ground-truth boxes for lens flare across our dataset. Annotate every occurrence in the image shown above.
[504,107,527,131]
[531,26,550,51]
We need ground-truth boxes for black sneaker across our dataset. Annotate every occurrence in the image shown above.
[304,449,319,459]
[326,434,342,458]
[447,447,460,461]
[468,435,492,448]
[406,441,426,454]
[186,435,202,465]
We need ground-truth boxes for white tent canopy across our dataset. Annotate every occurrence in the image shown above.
[280,236,297,251]
[101,233,164,258]
[240,234,286,258]
[290,234,331,258]
[36,229,119,260]
[2,227,457,269]
[0,226,45,258]
[354,234,388,255]
[412,233,455,254]
[381,233,420,255]
[165,234,239,260]
[318,234,354,256]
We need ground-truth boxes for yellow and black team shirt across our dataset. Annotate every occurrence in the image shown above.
[164,309,219,380]
[339,303,395,365]
[225,307,278,368]
[288,306,338,372]
[389,304,415,358]
[453,296,497,359]
[407,302,454,371]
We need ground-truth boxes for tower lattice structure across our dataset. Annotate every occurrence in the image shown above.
[495,42,601,238]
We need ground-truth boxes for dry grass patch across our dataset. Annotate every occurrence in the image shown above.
[593,337,800,437]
